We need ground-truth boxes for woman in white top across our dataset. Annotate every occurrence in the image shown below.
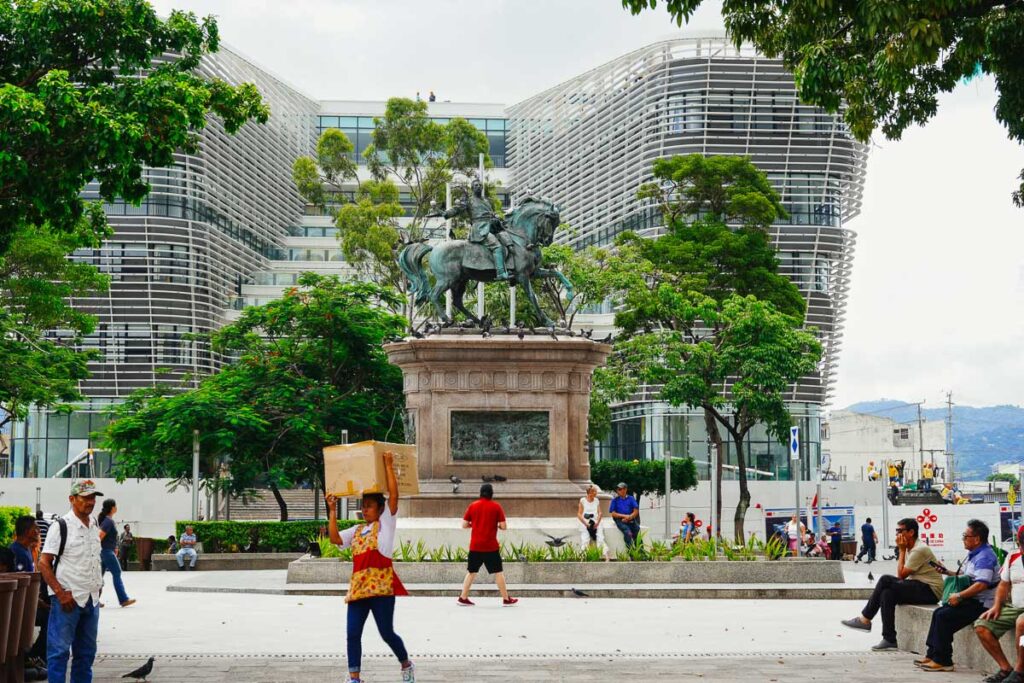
[577,485,609,560]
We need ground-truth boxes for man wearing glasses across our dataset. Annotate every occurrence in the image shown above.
[917,519,999,672]
[841,518,943,650]
[972,525,1024,683]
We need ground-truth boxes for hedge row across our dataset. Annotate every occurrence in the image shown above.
[173,520,359,553]
[0,507,32,546]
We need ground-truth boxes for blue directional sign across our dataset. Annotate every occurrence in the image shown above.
[790,426,800,460]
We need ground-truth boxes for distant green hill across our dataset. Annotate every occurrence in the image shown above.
[844,400,1024,479]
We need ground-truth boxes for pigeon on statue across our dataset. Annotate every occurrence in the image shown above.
[122,657,155,681]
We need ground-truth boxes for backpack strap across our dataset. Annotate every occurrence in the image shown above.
[52,518,68,573]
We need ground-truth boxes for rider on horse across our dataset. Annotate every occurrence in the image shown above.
[437,179,513,280]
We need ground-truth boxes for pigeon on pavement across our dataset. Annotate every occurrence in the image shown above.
[868,572,874,582]
[570,587,589,597]
[122,657,155,681]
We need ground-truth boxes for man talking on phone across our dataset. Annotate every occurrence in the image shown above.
[841,517,943,650]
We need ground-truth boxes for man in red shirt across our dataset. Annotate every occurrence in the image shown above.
[458,484,517,606]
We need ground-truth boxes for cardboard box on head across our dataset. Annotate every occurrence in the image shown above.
[323,441,419,498]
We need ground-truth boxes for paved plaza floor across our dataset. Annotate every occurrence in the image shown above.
[81,562,985,681]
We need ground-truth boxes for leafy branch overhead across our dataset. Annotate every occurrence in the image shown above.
[621,0,1024,205]
[0,0,270,255]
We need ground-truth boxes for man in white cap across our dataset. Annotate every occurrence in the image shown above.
[38,479,104,683]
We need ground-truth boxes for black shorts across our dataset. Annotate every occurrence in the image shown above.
[467,550,503,574]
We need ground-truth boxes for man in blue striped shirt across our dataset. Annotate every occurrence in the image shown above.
[917,519,1000,673]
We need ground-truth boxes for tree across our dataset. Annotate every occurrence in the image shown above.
[606,154,817,542]
[987,472,1019,489]
[0,0,270,254]
[101,275,406,520]
[610,294,821,542]
[0,221,110,431]
[621,0,1024,206]
[292,98,492,321]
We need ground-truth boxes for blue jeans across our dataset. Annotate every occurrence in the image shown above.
[176,547,197,567]
[615,519,641,547]
[346,596,408,673]
[47,595,99,683]
[100,549,130,604]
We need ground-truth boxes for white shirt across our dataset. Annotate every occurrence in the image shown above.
[1001,551,1024,606]
[336,507,397,559]
[579,496,601,526]
[41,510,103,608]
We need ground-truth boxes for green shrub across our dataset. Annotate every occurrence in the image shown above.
[0,507,32,546]
[590,457,698,501]
[174,519,358,553]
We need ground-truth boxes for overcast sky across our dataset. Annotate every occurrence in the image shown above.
[154,0,1024,411]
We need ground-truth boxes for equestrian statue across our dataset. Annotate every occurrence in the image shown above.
[397,184,573,327]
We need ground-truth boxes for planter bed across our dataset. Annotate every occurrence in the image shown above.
[286,558,844,585]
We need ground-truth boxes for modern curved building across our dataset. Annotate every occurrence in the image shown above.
[508,35,868,478]
[8,46,318,477]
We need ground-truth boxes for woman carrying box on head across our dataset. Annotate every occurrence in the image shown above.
[326,451,415,683]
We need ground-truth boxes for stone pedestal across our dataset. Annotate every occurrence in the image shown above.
[384,336,610,517]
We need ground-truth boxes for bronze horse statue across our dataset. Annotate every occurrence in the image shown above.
[398,197,573,326]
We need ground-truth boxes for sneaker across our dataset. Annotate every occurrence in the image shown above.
[120,599,136,607]
[401,662,416,682]
[918,661,954,672]
[983,670,1014,683]
[457,597,474,606]
[840,617,871,632]
[502,597,518,606]
[1001,672,1024,683]
[871,639,897,650]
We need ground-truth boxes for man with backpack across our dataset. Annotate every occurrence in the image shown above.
[38,480,104,683]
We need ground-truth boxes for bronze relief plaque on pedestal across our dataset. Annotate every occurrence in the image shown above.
[450,410,550,461]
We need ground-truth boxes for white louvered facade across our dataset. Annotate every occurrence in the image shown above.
[508,36,868,469]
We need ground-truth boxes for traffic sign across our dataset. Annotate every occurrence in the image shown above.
[790,426,800,461]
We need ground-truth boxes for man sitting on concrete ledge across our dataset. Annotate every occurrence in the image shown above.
[176,526,199,571]
[916,519,999,673]
[609,483,640,549]
[973,525,1024,683]
[841,517,942,650]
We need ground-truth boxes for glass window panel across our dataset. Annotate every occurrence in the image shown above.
[468,118,486,129]
[339,116,358,127]
[357,117,376,127]
[319,116,339,128]
[486,119,506,131]
[69,412,91,439]
[47,413,69,439]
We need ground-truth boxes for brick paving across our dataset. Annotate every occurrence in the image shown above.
[92,653,984,682]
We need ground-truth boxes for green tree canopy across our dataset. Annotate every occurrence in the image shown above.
[621,0,1024,205]
[292,98,493,321]
[0,0,270,254]
[101,275,406,520]
[0,221,111,431]
[590,457,699,503]
[602,154,819,541]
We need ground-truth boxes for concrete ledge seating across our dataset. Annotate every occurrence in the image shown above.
[896,604,1016,674]
[151,552,303,571]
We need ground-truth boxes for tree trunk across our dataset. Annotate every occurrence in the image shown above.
[269,481,289,522]
[703,409,725,541]
[733,432,751,544]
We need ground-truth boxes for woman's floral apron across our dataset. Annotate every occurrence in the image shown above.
[346,520,408,603]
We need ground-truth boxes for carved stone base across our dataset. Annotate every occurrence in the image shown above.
[384,336,611,518]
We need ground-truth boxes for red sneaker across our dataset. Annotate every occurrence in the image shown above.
[502,597,519,606]
[457,597,475,606]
